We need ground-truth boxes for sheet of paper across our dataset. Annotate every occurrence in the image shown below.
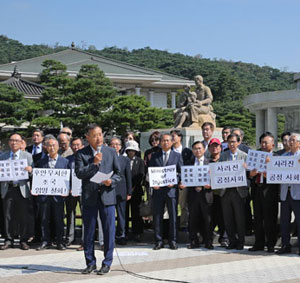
[90,171,113,184]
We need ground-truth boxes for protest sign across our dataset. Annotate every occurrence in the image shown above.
[267,155,300,184]
[32,168,70,195]
[181,165,210,187]
[209,160,247,190]
[246,150,271,172]
[148,165,177,187]
[71,169,82,196]
[0,159,28,181]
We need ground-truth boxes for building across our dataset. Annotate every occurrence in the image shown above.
[243,73,300,146]
[0,47,194,108]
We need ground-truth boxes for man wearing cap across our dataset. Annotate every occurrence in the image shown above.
[208,138,228,247]
[125,140,145,242]
[109,138,132,245]
[180,141,214,249]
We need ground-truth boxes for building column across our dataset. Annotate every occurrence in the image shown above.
[149,90,154,106]
[255,110,265,147]
[171,92,176,109]
[135,87,141,96]
[266,107,278,145]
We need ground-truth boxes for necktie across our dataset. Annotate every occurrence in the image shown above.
[12,153,17,160]
[163,152,169,166]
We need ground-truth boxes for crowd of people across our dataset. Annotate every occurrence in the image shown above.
[0,122,299,275]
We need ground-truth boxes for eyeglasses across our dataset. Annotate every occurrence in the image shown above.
[151,138,159,142]
[9,139,22,143]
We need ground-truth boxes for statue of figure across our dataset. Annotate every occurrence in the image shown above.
[174,75,216,128]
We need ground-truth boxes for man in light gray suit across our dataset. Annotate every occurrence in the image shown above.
[0,133,33,250]
[276,133,300,255]
[219,133,248,250]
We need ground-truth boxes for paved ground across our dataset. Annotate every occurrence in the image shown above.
[1,239,300,283]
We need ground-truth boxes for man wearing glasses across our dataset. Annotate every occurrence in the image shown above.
[0,133,33,250]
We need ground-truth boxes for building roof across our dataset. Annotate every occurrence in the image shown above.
[1,67,45,98]
[0,48,194,88]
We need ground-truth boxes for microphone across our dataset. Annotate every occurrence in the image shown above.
[97,146,101,154]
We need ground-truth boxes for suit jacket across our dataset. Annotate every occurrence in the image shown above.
[280,150,300,201]
[131,156,145,196]
[0,150,33,199]
[36,155,69,203]
[75,145,122,207]
[184,155,213,204]
[149,150,183,198]
[114,155,132,200]
[219,149,248,198]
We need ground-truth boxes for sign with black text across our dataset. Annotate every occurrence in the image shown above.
[0,159,28,181]
[246,150,271,172]
[267,155,300,184]
[209,160,247,190]
[181,165,210,187]
[148,165,177,187]
[32,168,70,195]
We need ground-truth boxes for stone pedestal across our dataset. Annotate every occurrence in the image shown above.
[140,127,223,152]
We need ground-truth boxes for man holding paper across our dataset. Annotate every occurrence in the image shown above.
[35,135,69,251]
[276,133,300,255]
[219,133,248,250]
[0,133,33,250]
[248,133,279,253]
[179,141,213,249]
[149,133,183,250]
[75,124,121,275]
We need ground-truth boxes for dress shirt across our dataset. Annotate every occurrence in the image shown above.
[194,156,204,166]
[162,150,171,166]
[48,154,58,169]
[173,144,183,154]
[230,152,238,161]
[91,145,102,156]
[10,150,20,160]
[32,144,42,155]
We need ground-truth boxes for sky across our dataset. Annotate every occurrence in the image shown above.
[1,0,299,72]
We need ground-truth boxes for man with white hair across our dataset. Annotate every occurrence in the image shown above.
[276,133,300,255]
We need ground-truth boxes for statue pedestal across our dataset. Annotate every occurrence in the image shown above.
[140,127,223,152]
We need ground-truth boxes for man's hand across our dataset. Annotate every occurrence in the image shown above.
[195,186,202,192]
[24,166,32,173]
[168,184,174,188]
[94,153,102,165]
[153,186,160,190]
[179,183,186,189]
[102,179,112,186]
[249,169,258,177]
[127,195,131,201]
[204,185,211,189]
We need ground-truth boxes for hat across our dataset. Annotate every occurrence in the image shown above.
[209,138,221,146]
[125,140,140,152]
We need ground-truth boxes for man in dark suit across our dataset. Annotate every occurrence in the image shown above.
[35,135,69,251]
[219,133,248,250]
[75,124,121,275]
[65,137,84,246]
[149,133,183,250]
[109,137,132,245]
[125,140,145,242]
[180,141,214,249]
[248,133,279,253]
[26,129,44,156]
[0,133,33,250]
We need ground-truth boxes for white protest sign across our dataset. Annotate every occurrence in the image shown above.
[71,169,82,196]
[181,165,210,187]
[32,168,70,196]
[0,159,28,181]
[246,150,271,172]
[148,165,177,187]
[267,155,300,184]
[209,160,247,190]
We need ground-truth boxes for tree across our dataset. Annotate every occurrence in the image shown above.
[104,95,173,136]
[0,84,39,135]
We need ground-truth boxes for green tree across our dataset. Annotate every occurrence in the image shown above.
[0,84,39,135]
[104,95,173,136]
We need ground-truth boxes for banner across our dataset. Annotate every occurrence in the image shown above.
[246,150,271,172]
[148,165,177,187]
[71,169,82,196]
[181,165,210,187]
[0,159,28,181]
[209,160,247,190]
[267,155,300,184]
[32,168,70,195]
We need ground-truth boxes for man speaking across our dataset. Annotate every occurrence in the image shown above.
[75,124,121,275]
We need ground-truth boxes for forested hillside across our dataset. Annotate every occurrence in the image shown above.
[0,35,295,144]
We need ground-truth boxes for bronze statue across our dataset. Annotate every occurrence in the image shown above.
[174,75,216,128]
